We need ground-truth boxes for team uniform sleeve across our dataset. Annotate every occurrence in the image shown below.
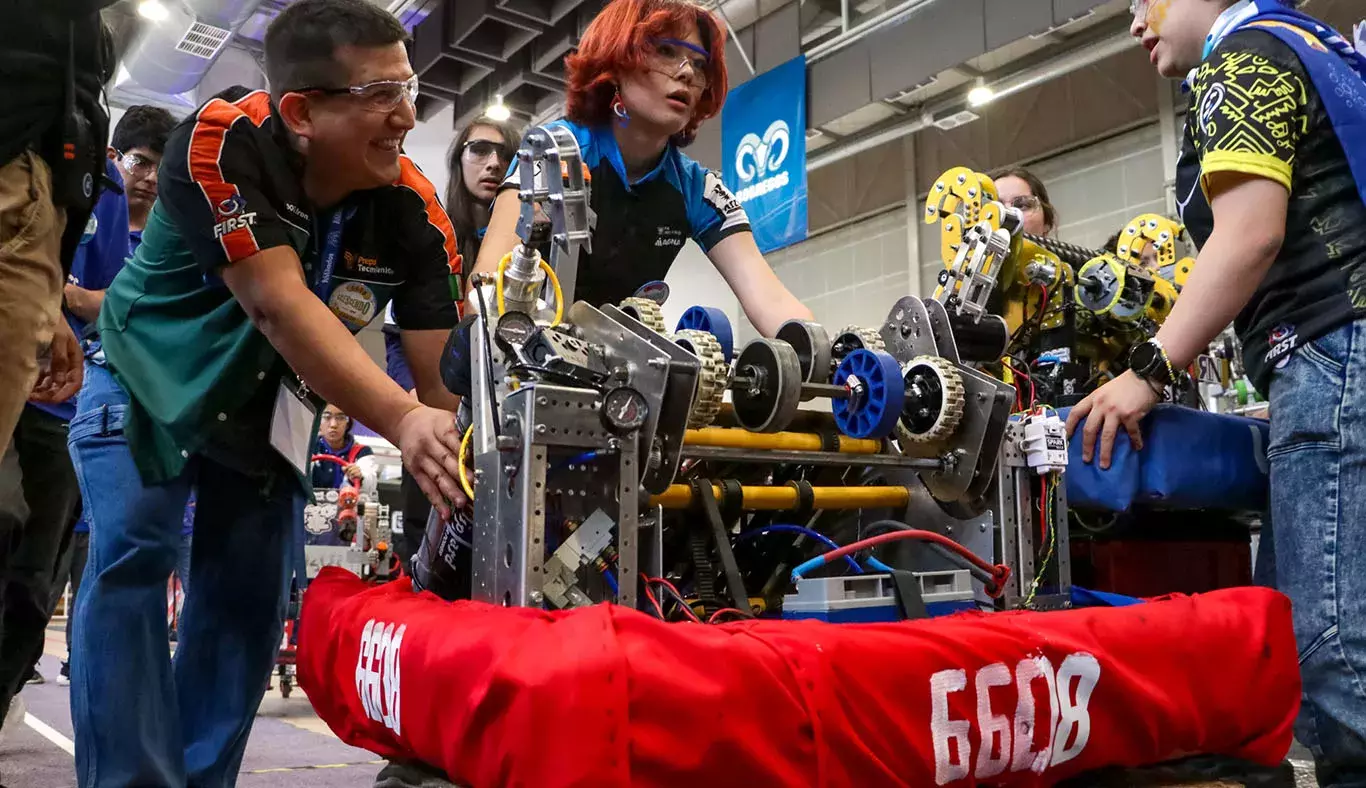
[1191,32,1310,195]
[157,98,294,275]
[390,157,463,332]
[683,160,751,252]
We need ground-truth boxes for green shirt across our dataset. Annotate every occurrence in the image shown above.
[99,87,462,485]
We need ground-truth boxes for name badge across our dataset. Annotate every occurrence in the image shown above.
[270,380,318,475]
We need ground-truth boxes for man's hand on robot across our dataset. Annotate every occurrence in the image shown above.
[1065,370,1159,470]
[395,405,468,516]
[344,464,363,482]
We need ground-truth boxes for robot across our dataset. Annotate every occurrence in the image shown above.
[419,129,1072,622]
[923,167,1194,406]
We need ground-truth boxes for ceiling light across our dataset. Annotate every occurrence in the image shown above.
[967,79,996,108]
[137,0,169,21]
[485,94,511,122]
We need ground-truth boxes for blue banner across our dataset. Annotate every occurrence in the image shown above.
[721,54,808,254]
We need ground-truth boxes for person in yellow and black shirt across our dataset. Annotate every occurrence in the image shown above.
[1070,1,1366,784]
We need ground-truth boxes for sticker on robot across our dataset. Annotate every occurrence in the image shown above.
[303,503,338,535]
[329,281,378,327]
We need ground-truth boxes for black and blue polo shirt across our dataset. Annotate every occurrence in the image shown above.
[501,118,751,306]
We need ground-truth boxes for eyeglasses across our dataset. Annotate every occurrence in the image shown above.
[1129,0,1148,16]
[117,151,158,179]
[321,413,349,423]
[298,74,420,113]
[462,139,511,163]
[645,37,711,89]
[1008,195,1043,212]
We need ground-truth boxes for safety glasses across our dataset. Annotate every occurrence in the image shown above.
[462,139,511,163]
[298,74,419,113]
[1129,0,1148,17]
[645,37,711,89]
[116,150,158,179]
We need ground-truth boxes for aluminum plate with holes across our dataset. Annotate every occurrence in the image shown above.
[522,384,616,449]
[599,304,700,496]
[472,390,549,608]
[901,363,1006,505]
[880,296,938,363]
[921,298,960,365]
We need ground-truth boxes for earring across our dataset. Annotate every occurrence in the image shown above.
[611,90,630,125]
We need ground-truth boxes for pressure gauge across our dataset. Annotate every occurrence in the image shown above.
[496,310,538,346]
[600,387,649,434]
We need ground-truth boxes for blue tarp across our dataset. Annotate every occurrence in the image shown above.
[1060,405,1270,513]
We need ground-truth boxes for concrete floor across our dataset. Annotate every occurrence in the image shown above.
[0,621,1323,788]
[0,621,386,788]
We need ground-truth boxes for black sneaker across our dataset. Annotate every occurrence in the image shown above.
[23,669,43,686]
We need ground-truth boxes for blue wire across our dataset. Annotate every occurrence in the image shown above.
[737,524,863,574]
[601,566,620,597]
[865,556,895,573]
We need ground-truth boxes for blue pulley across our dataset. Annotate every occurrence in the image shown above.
[676,306,734,362]
[831,349,906,440]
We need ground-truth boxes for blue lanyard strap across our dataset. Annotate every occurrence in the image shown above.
[313,205,356,299]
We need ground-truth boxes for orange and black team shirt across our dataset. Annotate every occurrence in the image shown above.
[98,86,462,485]
[1176,29,1366,391]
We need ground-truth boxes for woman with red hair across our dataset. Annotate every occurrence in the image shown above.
[468,0,811,333]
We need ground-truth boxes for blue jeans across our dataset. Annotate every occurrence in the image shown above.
[1266,318,1366,787]
[67,363,302,788]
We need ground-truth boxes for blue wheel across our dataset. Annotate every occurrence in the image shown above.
[676,306,734,363]
[831,349,906,440]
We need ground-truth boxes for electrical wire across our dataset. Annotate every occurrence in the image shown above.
[791,529,1011,597]
[641,579,666,619]
[496,252,564,327]
[643,574,702,622]
[736,524,864,574]
[861,520,996,586]
[1024,476,1058,608]
[470,282,502,428]
[457,424,475,499]
[708,608,750,624]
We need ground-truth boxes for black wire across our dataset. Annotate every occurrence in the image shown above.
[862,520,996,586]
[471,284,501,428]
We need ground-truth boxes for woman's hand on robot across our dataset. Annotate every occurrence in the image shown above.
[1065,370,1159,470]
[395,405,468,516]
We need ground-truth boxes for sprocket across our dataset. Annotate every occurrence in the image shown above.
[672,329,728,428]
[896,355,966,445]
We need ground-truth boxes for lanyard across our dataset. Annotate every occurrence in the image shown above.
[312,205,356,300]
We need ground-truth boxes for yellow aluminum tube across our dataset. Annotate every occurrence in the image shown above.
[650,484,910,510]
[683,428,883,455]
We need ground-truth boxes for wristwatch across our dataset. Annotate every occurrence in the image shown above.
[1129,338,1175,386]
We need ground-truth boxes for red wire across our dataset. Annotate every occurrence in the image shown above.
[638,574,666,619]
[804,530,1012,598]
[707,608,749,624]
[644,575,701,622]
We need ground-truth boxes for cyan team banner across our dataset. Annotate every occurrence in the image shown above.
[721,54,808,253]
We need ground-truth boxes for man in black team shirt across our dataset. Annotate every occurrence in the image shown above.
[1070,1,1366,784]
[64,1,467,785]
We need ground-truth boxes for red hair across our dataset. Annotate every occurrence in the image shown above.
[564,0,728,146]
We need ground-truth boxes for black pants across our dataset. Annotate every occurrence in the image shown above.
[48,529,88,662]
[0,407,79,708]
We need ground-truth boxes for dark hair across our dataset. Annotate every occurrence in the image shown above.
[989,166,1057,232]
[446,117,522,271]
[565,0,728,147]
[264,0,408,101]
[111,105,177,155]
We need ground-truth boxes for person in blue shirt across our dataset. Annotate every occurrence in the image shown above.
[467,0,810,332]
[0,105,174,713]
[310,404,375,490]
